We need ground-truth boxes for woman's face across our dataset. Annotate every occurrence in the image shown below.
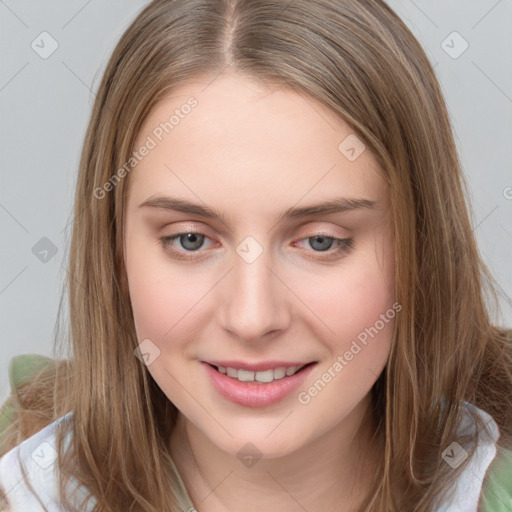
[123,71,396,458]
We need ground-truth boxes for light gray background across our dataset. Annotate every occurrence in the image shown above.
[1,0,511,405]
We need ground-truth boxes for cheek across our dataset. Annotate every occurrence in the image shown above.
[294,253,395,418]
[295,241,395,347]
[339,264,394,338]
[125,238,206,346]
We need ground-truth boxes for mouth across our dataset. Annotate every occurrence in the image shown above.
[203,360,318,407]
[204,361,317,384]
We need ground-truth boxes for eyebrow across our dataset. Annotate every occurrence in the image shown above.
[138,195,376,224]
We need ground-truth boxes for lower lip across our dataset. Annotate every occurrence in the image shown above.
[203,362,316,408]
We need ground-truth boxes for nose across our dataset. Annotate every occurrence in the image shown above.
[219,242,291,343]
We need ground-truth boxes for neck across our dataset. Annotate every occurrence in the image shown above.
[168,395,382,512]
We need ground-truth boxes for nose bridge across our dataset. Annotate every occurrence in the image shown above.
[220,235,289,340]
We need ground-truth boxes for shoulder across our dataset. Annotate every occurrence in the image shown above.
[0,411,95,511]
[436,401,507,511]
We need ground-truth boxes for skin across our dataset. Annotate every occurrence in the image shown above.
[122,71,395,512]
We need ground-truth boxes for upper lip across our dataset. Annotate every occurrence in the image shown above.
[203,360,316,372]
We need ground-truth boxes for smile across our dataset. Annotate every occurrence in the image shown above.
[202,361,317,407]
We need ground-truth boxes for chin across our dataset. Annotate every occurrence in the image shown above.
[210,427,305,462]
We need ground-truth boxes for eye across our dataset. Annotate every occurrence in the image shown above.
[159,231,354,261]
[160,231,214,260]
[295,234,354,259]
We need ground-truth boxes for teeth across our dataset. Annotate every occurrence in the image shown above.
[273,367,286,380]
[216,364,306,383]
[285,366,298,376]
[238,369,255,382]
[255,369,274,383]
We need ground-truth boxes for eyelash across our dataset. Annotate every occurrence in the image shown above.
[159,230,354,261]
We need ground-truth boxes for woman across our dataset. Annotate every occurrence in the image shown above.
[1,1,511,510]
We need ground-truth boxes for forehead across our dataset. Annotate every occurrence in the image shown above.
[128,72,387,214]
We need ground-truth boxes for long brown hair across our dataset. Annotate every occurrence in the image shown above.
[2,0,511,510]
